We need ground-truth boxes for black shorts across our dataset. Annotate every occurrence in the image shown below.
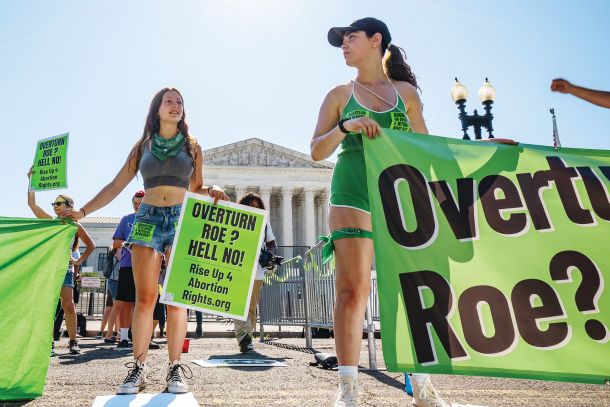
[153,295,165,321]
[116,267,136,302]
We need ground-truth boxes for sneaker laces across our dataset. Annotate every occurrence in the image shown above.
[166,363,193,384]
[418,379,449,407]
[337,379,357,406]
[122,361,144,385]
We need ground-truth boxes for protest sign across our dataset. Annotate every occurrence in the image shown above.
[30,133,69,191]
[161,193,267,320]
[80,277,101,288]
[364,130,610,383]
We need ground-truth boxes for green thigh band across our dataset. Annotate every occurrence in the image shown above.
[318,227,373,264]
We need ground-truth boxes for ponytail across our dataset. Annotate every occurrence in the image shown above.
[383,44,419,91]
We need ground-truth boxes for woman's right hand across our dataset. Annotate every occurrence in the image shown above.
[551,78,574,94]
[344,116,381,139]
[64,209,84,221]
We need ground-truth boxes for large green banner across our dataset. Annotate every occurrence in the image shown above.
[364,130,610,384]
[161,193,267,320]
[29,133,69,191]
[0,217,76,400]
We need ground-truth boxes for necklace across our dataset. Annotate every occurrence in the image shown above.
[351,79,407,115]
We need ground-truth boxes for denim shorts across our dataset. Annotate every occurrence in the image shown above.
[126,203,182,254]
[107,278,118,300]
[63,270,74,288]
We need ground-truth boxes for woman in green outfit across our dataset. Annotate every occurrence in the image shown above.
[311,17,449,407]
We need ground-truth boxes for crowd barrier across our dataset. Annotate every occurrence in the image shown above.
[259,240,380,369]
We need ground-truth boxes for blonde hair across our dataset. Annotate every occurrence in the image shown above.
[55,194,74,208]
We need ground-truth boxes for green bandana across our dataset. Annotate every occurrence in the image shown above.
[151,132,186,161]
[318,227,373,264]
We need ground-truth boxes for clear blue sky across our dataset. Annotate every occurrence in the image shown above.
[2,0,609,218]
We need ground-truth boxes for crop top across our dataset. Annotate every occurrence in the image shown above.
[139,142,194,189]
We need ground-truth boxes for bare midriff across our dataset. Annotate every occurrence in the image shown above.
[141,185,189,207]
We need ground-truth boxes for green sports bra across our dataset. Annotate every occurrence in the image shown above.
[339,84,411,153]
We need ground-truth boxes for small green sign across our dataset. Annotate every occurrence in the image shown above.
[161,192,267,320]
[131,222,156,242]
[29,133,69,191]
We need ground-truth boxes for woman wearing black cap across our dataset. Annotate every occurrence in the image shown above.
[311,18,451,407]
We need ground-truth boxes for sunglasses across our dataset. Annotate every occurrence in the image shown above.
[51,201,67,207]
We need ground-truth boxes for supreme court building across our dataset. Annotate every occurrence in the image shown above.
[80,138,334,272]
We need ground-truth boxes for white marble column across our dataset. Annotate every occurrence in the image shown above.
[235,185,248,202]
[280,186,294,247]
[319,188,330,236]
[303,187,316,247]
[258,186,272,212]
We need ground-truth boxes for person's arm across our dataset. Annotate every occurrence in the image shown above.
[399,82,429,135]
[551,78,610,109]
[189,143,204,193]
[265,223,277,254]
[310,85,382,161]
[113,239,124,261]
[266,239,277,255]
[112,217,127,258]
[65,145,139,220]
[73,223,96,266]
[26,167,52,219]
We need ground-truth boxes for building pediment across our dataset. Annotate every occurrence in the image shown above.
[204,138,334,169]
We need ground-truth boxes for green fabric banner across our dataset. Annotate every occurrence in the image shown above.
[0,217,76,400]
[364,130,610,384]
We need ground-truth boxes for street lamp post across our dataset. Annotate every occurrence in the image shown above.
[450,78,496,140]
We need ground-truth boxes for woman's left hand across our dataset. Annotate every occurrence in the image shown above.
[209,186,229,205]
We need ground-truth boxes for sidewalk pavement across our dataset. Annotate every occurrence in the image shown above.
[3,330,609,406]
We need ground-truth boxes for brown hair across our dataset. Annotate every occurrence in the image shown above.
[364,31,419,91]
[238,192,265,210]
[128,87,198,174]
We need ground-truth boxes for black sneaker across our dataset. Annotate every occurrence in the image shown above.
[117,339,132,348]
[95,331,103,338]
[104,336,117,344]
[239,334,253,353]
[69,340,81,354]
[148,341,160,350]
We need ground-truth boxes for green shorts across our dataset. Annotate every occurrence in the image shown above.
[330,147,370,213]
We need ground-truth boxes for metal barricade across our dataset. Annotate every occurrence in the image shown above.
[259,240,380,369]
[302,240,336,346]
[76,278,108,318]
[258,256,307,338]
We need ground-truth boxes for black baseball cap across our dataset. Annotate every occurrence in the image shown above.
[327,17,392,48]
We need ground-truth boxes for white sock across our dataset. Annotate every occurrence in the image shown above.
[409,373,429,385]
[120,328,129,341]
[338,366,358,379]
